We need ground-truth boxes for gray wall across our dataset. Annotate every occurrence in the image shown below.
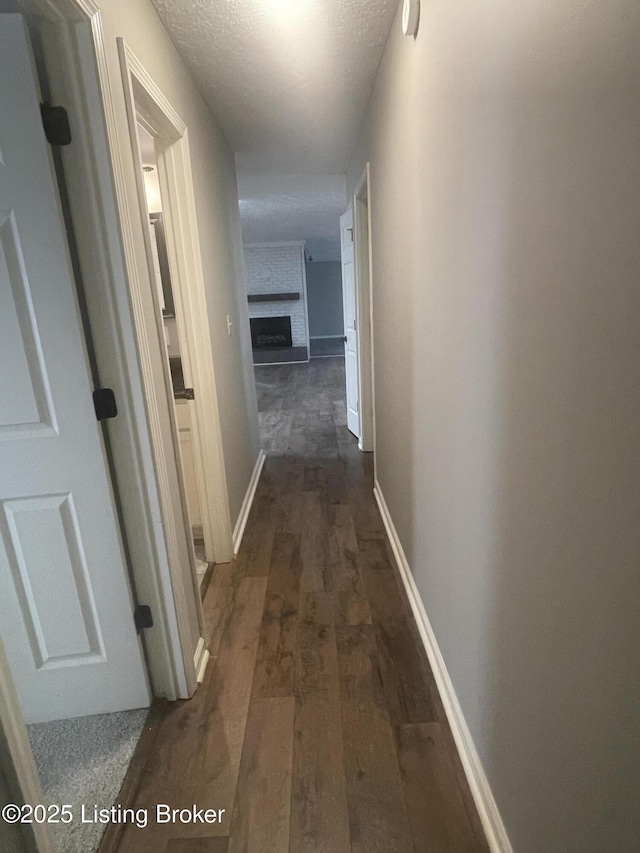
[304,238,341,262]
[305,261,344,338]
[348,1,640,850]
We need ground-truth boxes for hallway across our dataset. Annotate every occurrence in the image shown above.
[106,359,488,853]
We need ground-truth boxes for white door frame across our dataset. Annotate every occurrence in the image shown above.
[119,41,232,570]
[299,241,311,363]
[352,163,376,454]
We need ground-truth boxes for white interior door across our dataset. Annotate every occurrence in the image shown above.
[0,15,149,724]
[341,207,360,437]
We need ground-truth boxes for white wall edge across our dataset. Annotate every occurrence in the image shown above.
[373,480,514,853]
[193,637,210,684]
[300,242,311,354]
[232,449,266,554]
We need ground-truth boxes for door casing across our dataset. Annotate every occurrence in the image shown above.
[120,43,233,571]
[353,163,375,455]
[341,163,375,453]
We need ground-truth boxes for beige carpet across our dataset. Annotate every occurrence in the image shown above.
[28,709,148,853]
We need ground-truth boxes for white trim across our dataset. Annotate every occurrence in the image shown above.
[309,335,344,340]
[119,41,233,567]
[232,449,266,554]
[353,163,375,454]
[193,636,210,684]
[299,242,311,355]
[373,480,514,853]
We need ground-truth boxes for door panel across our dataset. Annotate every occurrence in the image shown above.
[4,494,103,667]
[341,207,360,437]
[0,15,149,723]
[0,212,57,437]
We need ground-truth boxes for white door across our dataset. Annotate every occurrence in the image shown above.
[0,16,149,724]
[341,207,360,437]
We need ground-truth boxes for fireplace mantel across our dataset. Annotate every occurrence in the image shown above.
[247,292,300,303]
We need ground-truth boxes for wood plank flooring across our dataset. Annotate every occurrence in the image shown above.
[103,358,488,853]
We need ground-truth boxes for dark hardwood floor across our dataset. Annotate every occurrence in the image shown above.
[104,358,489,853]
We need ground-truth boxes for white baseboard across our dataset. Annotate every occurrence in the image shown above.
[373,480,513,853]
[232,449,266,554]
[193,636,210,684]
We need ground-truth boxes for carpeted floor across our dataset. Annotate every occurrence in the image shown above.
[28,709,148,853]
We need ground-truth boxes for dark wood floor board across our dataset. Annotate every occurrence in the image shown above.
[227,697,295,853]
[336,625,414,853]
[357,535,394,572]
[233,491,276,578]
[396,722,490,853]
[252,533,301,698]
[327,503,372,626]
[201,563,240,660]
[166,839,229,853]
[303,456,348,504]
[275,489,305,539]
[290,590,351,853]
[300,491,328,592]
[259,408,294,454]
[285,409,309,456]
[347,475,386,541]
[361,542,437,725]
[268,457,305,538]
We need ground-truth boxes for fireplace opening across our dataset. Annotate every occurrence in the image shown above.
[250,316,293,350]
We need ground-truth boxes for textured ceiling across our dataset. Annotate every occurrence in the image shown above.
[150,0,398,174]
[238,173,346,243]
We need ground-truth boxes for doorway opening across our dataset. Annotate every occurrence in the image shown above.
[135,121,210,593]
[352,163,375,454]
[305,241,346,358]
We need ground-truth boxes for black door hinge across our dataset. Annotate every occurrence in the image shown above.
[93,388,118,421]
[40,103,72,146]
[134,605,153,633]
